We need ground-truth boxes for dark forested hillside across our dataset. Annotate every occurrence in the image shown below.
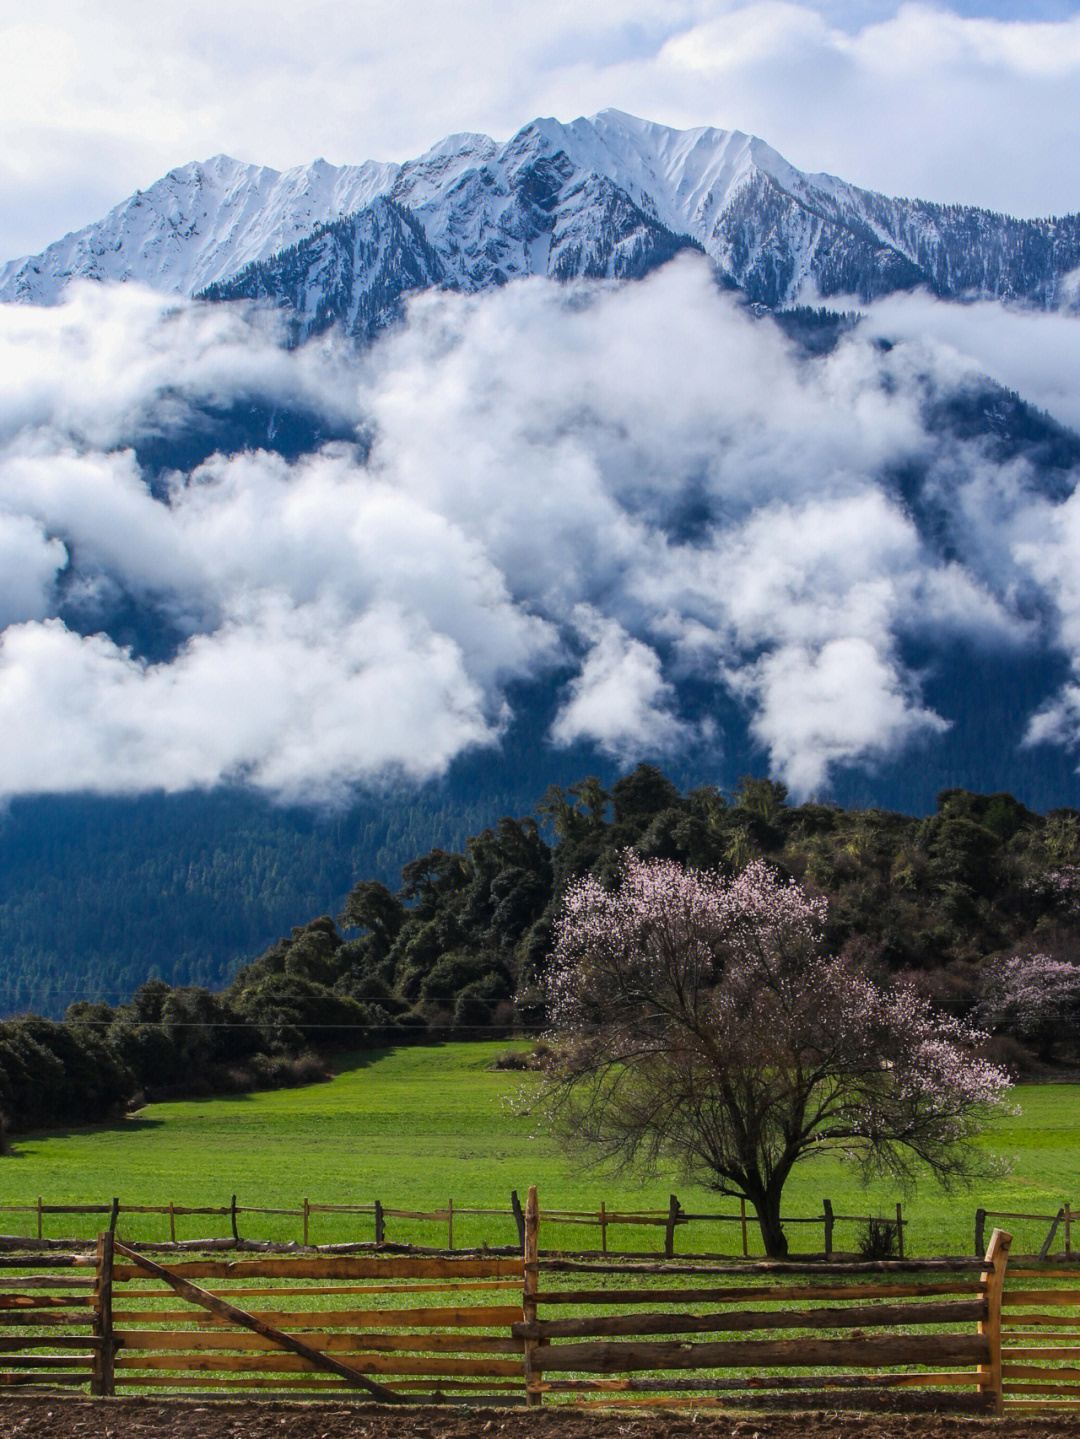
[3,766,1079,1139]
[0,702,631,1018]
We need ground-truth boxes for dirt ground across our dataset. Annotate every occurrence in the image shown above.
[0,1400,1076,1439]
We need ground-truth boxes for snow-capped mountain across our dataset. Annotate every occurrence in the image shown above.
[4,109,1080,327]
[0,155,399,303]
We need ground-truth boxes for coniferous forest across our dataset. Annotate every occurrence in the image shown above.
[2,765,1079,1139]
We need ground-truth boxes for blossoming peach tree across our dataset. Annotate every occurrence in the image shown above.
[979,951,1080,1060]
[538,854,1012,1257]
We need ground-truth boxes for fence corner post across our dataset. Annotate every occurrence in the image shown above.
[522,1185,542,1407]
[510,1190,525,1251]
[974,1207,986,1257]
[230,1194,239,1244]
[91,1229,115,1397]
[978,1226,1012,1415]
[665,1194,680,1258]
[823,1199,834,1260]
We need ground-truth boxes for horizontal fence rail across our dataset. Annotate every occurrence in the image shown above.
[0,1189,1077,1413]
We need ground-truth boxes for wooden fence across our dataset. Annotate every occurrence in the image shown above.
[1,1191,1076,1413]
[976,1203,1075,1259]
[0,1192,906,1258]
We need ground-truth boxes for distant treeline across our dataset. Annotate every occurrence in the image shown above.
[3,766,1080,1139]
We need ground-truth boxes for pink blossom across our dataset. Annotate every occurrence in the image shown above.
[979,952,1080,1041]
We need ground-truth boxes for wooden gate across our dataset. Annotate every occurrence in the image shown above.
[103,1245,526,1400]
[999,1251,1080,1413]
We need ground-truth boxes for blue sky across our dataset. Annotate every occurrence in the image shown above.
[2,0,1080,262]
[828,1,1079,16]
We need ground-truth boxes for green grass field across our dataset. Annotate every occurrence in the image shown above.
[4,1041,1079,1258]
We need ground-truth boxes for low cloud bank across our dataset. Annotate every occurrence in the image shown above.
[1,258,1079,802]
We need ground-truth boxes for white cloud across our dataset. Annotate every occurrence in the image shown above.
[0,282,357,450]
[551,611,692,758]
[0,513,67,627]
[729,637,951,795]
[861,292,1080,434]
[0,601,503,802]
[1,258,1080,800]
[4,3,1080,263]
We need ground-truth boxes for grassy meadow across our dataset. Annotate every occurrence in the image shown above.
[3,1040,1079,1258]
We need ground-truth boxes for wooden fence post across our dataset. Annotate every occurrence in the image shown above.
[302,1197,310,1247]
[664,1194,680,1258]
[978,1226,1012,1415]
[896,1202,905,1260]
[823,1199,834,1261]
[523,1185,541,1407]
[1066,1202,1073,1258]
[599,1200,607,1255]
[168,1201,176,1243]
[740,1197,748,1257]
[108,1197,119,1237]
[374,1200,385,1245]
[1039,1208,1063,1260]
[90,1230,115,1397]
[974,1207,986,1257]
[230,1194,239,1243]
[510,1191,525,1251]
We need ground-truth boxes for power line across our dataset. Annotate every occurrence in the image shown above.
[0,1018,538,1031]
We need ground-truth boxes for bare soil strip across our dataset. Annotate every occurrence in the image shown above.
[1,1399,1079,1439]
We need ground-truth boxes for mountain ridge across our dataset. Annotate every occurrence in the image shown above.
[4,109,1080,322]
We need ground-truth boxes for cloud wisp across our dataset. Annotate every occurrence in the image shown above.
[1,257,1080,802]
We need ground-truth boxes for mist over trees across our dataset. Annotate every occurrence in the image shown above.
[1,766,1078,1138]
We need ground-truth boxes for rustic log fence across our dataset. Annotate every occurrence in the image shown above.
[1,1191,1076,1412]
[0,1193,907,1258]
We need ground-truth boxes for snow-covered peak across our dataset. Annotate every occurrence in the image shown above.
[0,154,400,303]
[391,110,822,254]
[0,111,801,304]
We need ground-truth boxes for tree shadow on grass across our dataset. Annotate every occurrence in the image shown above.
[9,1113,167,1153]
[325,1043,408,1075]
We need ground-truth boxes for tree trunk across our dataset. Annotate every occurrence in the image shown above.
[753,1187,789,1259]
